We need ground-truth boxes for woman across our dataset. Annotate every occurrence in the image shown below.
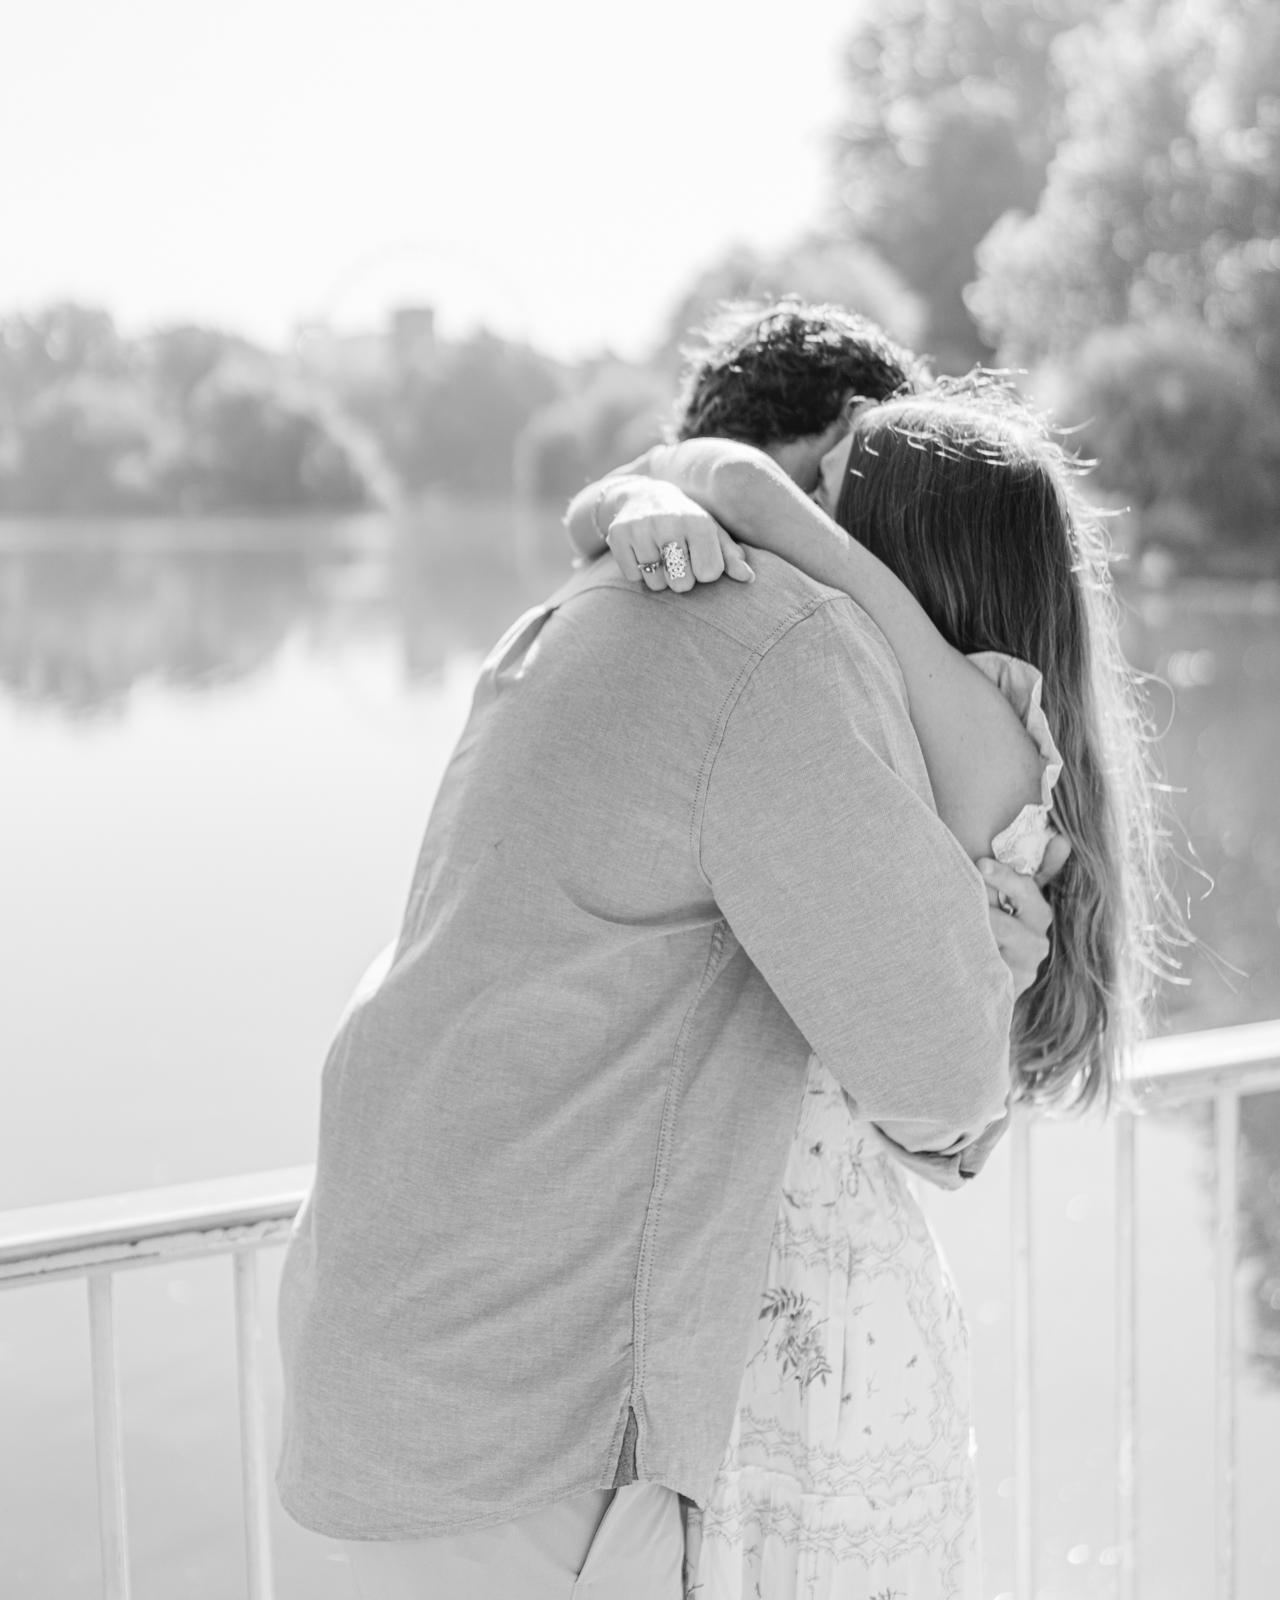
[569,390,1170,1599]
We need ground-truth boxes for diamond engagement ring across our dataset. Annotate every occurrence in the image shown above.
[661,541,688,581]
[638,558,664,576]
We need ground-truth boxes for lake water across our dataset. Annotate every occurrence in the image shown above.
[2,507,1279,1598]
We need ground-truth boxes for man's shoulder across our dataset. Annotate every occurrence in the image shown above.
[664,547,844,650]
[558,549,892,665]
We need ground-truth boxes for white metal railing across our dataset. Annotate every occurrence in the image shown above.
[0,1165,312,1600]
[1006,1017,1280,1600]
[3,1023,1280,1599]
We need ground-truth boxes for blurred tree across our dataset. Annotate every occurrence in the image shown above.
[834,0,1100,369]
[0,305,382,514]
[357,332,563,496]
[166,368,375,513]
[659,238,924,361]
[0,303,132,419]
[0,377,161,514]
[1059,319,1280,545]
[143,324,249,407]
[0,306,144,509]
[970,0,1280,381]
[514,363,670,503]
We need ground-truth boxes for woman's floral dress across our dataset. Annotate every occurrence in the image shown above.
[684,655,1062,1600]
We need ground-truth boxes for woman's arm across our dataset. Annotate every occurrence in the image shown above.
[566,464,756,586]
[639,439,1045,863]
[565,468,649,563]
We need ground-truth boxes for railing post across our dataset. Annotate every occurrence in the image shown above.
[1011,1108,1034,1600]
[1115,1110,1137,1600]
[233,1249,276,1600]
[1214,1090,1239,1600]
[87,1272,131,1600]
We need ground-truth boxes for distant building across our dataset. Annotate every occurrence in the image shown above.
[389,306,436,367]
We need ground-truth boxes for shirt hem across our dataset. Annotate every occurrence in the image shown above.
[276,1469,694,1543]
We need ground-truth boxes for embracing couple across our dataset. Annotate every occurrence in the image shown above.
[275,304,1164,1599]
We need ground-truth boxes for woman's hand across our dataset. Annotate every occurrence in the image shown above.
[978,836,1072,999]
[601,479,754,591]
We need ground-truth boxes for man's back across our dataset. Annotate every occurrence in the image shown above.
[276,551,1012,1539]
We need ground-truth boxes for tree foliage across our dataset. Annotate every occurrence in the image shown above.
[1061,319,1280,541]
[0,304,379,514]
[658,237,924,361]
[0,304,568,512]
[971,0,1280,383]
[351,331,562,496]
[164,369,375,513]
[835,0,1100,369]
[514,363,669,503]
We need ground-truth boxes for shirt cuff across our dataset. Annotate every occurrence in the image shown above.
[869,1107,1011,1191]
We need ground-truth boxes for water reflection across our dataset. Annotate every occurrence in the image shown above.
[1120,582,1280,1027]
[1122,583,1280,1384]
[0,502,571,715]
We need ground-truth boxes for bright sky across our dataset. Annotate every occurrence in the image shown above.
[4,0,863,359]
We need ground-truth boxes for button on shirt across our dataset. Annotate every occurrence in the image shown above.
[276,551,1013,1540]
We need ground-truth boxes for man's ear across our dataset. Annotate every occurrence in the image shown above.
[841,392,873,426]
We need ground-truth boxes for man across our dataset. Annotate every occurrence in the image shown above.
[673,297,923,492]
[276,301,1050,1598]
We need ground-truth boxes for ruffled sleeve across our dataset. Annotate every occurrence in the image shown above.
[967,652,1064,876]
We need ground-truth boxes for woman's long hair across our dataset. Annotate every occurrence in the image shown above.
[835,389,1174,1109]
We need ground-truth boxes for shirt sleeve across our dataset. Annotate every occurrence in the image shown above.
[868,1105,1011,1190]
[697,597,1013,1151]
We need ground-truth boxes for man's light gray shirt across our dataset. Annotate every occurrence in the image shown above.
[277,551,1013,1539]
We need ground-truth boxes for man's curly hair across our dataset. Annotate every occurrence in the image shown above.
[673,299,924,446]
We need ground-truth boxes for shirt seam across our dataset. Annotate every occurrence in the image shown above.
[627,917,731,1476]
[556,570,835,655]
[687,593,848,882]
[643,587,814,651]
